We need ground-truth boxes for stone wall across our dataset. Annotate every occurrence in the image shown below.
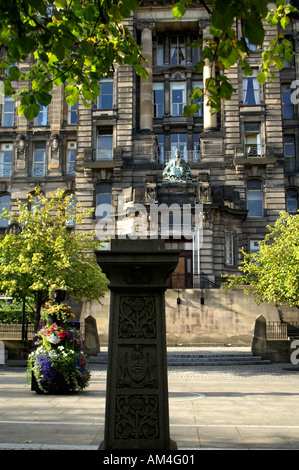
[80,287,299,347]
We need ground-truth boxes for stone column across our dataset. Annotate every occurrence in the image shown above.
[139,24,154,132]
[203,26,217,131]
[96,239,178,450]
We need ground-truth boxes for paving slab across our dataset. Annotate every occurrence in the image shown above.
[0,349,299,454]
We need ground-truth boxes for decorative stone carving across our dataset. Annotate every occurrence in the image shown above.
[197,174,211,202]
[15,134,27,158]
[117,345,157,388]
[115,395,159,440]
[50,134,60,159]
[163,150,192,182]
[119,296,156,339]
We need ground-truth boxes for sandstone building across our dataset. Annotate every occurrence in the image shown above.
[1,1,299,345]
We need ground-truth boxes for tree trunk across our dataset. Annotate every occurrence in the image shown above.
[34,292,44,333]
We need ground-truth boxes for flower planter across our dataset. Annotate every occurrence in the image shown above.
[27,309,90,395]
[31,371,75,395]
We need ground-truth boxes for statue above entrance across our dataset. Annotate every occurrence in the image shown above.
[162,149,192,183]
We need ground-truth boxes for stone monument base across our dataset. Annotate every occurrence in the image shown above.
[96,239,179,450]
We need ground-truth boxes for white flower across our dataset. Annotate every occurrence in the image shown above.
[48,333,61,344]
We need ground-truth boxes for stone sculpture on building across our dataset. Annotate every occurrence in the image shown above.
[162,149,192,183]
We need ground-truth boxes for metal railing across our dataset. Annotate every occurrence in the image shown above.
[167,272,220,289]
[266,322,288,340]
[0,323,36,340]
[158,150,201,165]
[244,144,265,157]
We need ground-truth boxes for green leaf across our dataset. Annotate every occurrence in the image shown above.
[212,0,235,31]
[16,36,36,55]
[24,103,40,121]
[3,81,14,95]
[280,16,289,29]
[257,72,268,84]
[36,92,52,107]
[217,39,233,58]
[172,2,186,19]
[8,66,21,81]
[54,44,65,61]
[135,64,148,78]
[243,17,265,45]
[183,103,200,117]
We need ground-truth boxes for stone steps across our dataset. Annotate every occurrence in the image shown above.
[88,351,271,367]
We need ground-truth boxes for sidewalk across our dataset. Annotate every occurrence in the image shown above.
[1,348,299,451]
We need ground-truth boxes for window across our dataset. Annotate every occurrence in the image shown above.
[191,34,201,63]
[66,193,76,226]
[247,180,263,217]
[284,135,296,172]
[0,194,10,227]
[66,142,76,176]
[171,133,186,159]
[154,36,164,66]
[193,133,200,162]
[192,81,203,117]
[153,83,164,118]
[225,233,234,265]
[244,123,262,156]
[35,105,47,126]
[0,143,13,177]
[96,184,112,219]
[243,72,259,105]
[286,189,298,213]
[171,83,186,116]
[244,38,257,52]
[250,240,261,254]
[98,79,113,109]
[30,194,43,214]
[170,35,186,65]
[2,96,14,127]
[32,142,46,177]
[157,134,165,163]
[282,84,293,119]
[97,134,113,160]
[68,103,78,124]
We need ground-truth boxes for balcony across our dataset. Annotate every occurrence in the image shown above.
[244,144,265,157]
[158,150,201,165]
[0,165,13,178]
[28,165,47,178]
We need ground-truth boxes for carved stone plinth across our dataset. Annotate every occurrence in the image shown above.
[96,239,179,450]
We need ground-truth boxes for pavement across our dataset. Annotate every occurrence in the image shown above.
[1,347,299,457]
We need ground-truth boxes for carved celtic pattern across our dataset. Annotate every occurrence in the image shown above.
[119,296,156,339]
[117,345,157,388]
[115,395,159,440]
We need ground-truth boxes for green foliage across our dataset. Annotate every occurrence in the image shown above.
[173,0,298,115]
[0,0,146,120]
[0,298,35,324]
[0,187,109,329]
[223,211,299,308]
[1,1,297,119]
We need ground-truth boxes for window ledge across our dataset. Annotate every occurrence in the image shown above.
[239,104,266,114]
[92,109,117,120]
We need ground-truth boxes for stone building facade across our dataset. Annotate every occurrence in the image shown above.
[1,1,299,345]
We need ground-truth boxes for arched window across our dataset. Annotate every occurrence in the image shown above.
[0,194,10,227]
[247,180,263,217]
